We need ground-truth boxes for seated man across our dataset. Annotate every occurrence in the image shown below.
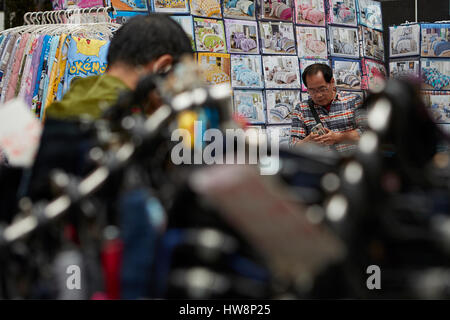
[290,63,367,154]
[45,14,193,120]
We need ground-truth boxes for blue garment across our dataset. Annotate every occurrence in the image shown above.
[0,34,12,86]
[119,188,165,299]
[63,36,110,95]
[40,36,60,120]
[31,36,51,117]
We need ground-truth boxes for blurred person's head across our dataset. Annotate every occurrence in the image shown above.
[106,14,193,90]
[302,63,337,106]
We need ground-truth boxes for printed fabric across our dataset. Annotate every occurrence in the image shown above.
[63,36,110,95]
[1,35,23,103]
[44,34,69,113]
[40,36,61,119]
[5,33,31,102]
[31,35,52,118]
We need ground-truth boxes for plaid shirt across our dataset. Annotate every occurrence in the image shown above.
[290,91,367,153]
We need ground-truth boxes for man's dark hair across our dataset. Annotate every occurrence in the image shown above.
[302,63,333,87]
[107,14,193,68]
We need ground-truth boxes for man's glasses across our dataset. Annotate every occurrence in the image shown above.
[307,86,329,95]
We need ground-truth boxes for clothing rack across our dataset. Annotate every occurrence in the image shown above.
[23,6,117,25]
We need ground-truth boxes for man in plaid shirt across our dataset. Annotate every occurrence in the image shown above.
[290,63,367,154]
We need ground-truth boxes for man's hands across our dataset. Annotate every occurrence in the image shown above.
[295,128,360,147]
[312,128,341,146]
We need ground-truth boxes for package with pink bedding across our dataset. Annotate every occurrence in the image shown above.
[296,26,328,59]
[361,58,386,91]
[325,0,357,27]
[295,0,325,26]
[259,0,293,21]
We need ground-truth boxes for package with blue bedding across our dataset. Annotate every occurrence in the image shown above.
[421,23,450,58]
[331,57,362,90]
[233,90,266,124]
[231,55,264,88]
[421,58,450,91]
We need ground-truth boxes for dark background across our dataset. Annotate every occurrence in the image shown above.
[4,0,51,29]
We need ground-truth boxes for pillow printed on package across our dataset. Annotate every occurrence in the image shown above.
[329,26,359,59]
[198,52,231,85]
[153,0,190,13]
[421,60,450,91]
[389,24,421,58]
[296,26,327,59]
[231,55,264,88]
[422,91,450,123]
[260,21,296,55]
[233,90,265,123]
[265,89,301,124]
[331,58,361,90]
[421,24,450,58]
[356,0,382,31]
[389,59,420,80]
[190,0,222,17]
[263,55,301,89]
[223,0,256,19]
[225,19,259,54]
[194,18,227,53]
[295,0,325,26]
[64,36,109,94]
[361,58,386,91]
[260,0,293,21]
[325,0,357,27]
[361,26,384,62]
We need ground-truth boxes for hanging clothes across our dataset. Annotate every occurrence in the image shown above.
[0,13,118,122]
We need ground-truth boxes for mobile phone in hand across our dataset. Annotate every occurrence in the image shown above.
[311,123,326,136]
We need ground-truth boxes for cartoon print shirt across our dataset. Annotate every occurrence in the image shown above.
[63,36,110,94]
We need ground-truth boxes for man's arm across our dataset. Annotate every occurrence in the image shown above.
[290,103,316,147]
